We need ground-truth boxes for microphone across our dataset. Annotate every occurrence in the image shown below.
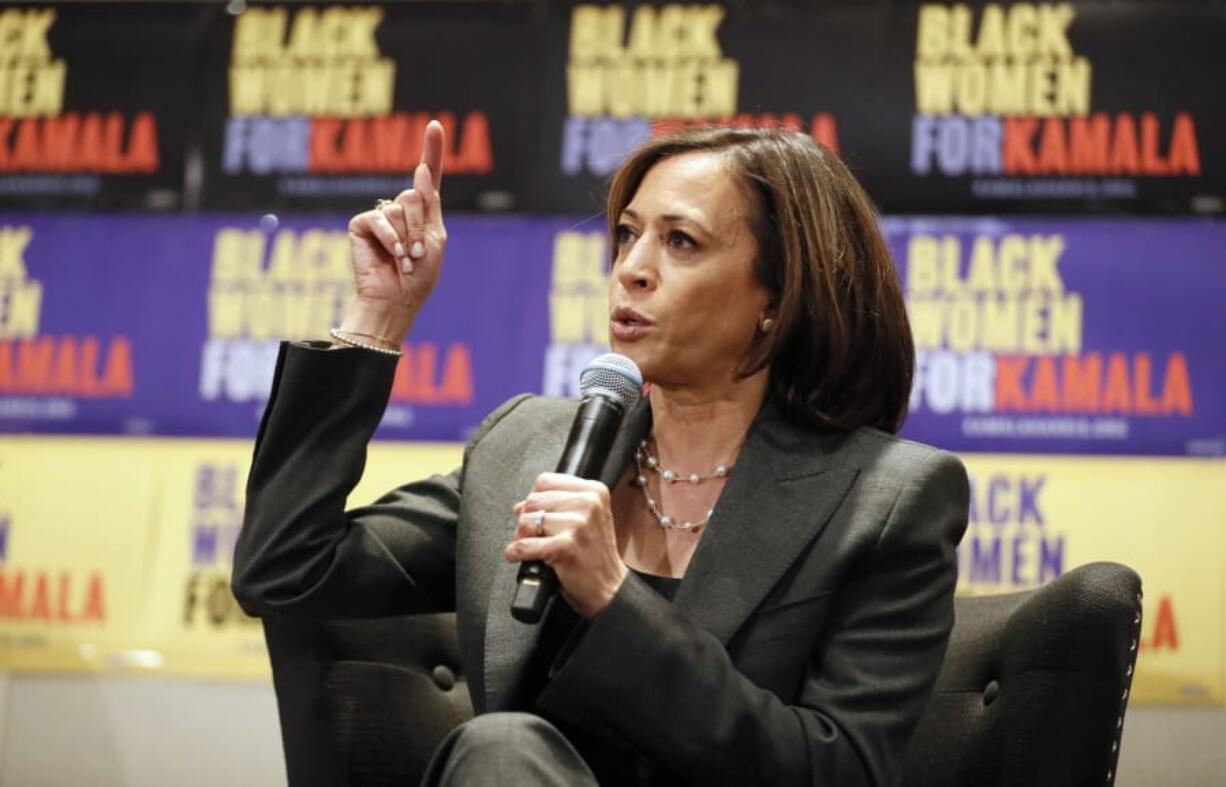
[511,353,643,624]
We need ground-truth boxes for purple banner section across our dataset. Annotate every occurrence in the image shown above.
[0,213,1223,455]
[0,213,601,442]
[887,218,1226,456]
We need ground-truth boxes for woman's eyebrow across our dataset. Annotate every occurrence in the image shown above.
[621,208,712,237]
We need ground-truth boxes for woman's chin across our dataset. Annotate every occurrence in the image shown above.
[608,342,656,380]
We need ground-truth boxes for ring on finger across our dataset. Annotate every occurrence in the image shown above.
[375,198,394,210]
[534,509,546,537]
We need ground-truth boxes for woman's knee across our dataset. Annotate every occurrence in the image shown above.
[427,712,596,787]
[450,711,561,751]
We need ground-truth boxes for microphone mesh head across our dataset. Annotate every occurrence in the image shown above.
[579,353,643,410]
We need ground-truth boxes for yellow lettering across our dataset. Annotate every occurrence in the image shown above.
[0,281,40,337]
[980,296,1020,351]
[550,293,589,343]
[0,227,32,281]
[569,5,624,61]
[905,297,944,348]
[1029,235,1065,292]
[916,5,950,59]
[207,287,245,338]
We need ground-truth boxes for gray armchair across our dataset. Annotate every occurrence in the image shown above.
[263,561,1141,787]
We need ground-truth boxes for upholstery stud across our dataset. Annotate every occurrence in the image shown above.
[432,665,457,691]
[982,680,1000,707]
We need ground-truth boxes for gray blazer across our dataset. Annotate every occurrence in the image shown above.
[233,343,970,787]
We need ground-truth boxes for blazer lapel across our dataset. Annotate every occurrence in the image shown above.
[674,409,858,644]
[599,396,653,490]
[482,395,651,712]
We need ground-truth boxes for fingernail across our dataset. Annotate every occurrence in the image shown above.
[400,258,414,274]
[394,241,406,259]
[410,241,425,258]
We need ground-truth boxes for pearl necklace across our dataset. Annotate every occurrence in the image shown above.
[632,439,732,533]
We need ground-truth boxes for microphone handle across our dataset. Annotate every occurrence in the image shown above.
[511,396,625,623]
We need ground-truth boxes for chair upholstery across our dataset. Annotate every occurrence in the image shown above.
[263,561,1141,787]
[900,561,1142,787]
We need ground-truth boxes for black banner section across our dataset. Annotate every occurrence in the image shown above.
[0,3,210,210]
[0,2,1222,215]
[524,0,1225,216]
[197,1,540,213]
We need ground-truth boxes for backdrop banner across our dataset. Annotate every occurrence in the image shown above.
[888,217,1226,456]
[197,1,538,214]
[957,454,1226,705]
[1,214,1222,456]
[141,439,464,679]
[0,436,160,672]
[2,437,1222,704]
[3,1,1223,215]
[0,3,207,210]
[525,0,1225,216]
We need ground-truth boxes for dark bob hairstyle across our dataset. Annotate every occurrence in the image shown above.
[606,127,913,434]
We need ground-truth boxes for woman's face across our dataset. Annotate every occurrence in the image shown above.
[608,151,773,390]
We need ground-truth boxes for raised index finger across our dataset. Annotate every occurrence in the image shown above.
[420,119,444,194]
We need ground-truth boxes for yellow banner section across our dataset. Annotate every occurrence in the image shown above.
[958,455,1226,705]
[1,437,1223,704]
[0,436,462,678]
[144,439,463,679]
[0,438,161,672]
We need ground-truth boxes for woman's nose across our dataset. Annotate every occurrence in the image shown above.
[616,240,657,292]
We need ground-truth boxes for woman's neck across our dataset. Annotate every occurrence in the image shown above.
[647,369,769,468]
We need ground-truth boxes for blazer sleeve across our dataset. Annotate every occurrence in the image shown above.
[536,450,970,787]
[231,341,528,619]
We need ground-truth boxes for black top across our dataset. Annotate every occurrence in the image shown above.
[631,568,683,602]
[523,568,684,786]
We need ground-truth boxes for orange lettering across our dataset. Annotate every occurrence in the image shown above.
[125,112,159,173]
[1161,352,1193,415]
[1036,117,1068,174]
[1003,117,1038,175]
[16,337,55,392]
[1068,115,1109,172]
[12,119,40,169]
[0,571,24,616]
[456,112,493,174]
[29,572,50,619]
[41,113,79,170]
[53,335,77,392]
[1101,352,1132,413]
[1060,354,1101,412]
[441,344,474,405]
[339,117,371,171]
[1167,113,1201,176]
[811,112,839,154]
[102,336,134,397]
[995,355,1030,412]
[1108,114,1139,175]
[1133,353,1161,415]
[82,573,106,622]
[369,113,410,172]
[309,118,342,172]
[1151,595,1179,651]
[1029,356,1060,412]
[1139,113,1167,175]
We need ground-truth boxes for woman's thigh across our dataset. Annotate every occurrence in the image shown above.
[421,712,600,787]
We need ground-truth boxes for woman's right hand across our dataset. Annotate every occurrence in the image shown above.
[339,120,447,346]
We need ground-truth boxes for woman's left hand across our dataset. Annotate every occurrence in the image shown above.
[506,473,628,619]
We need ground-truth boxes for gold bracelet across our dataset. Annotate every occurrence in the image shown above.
[329,328,403,357]
[336,328,396,346]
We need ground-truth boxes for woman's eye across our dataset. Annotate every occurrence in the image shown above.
[614,224,637,245]
[667,230,696,250]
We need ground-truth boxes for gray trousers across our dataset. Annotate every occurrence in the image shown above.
[420,712,601,787]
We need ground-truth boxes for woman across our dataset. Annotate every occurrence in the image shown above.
[233,120,969,787]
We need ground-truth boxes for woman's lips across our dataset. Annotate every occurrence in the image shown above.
[610,307,653,341]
